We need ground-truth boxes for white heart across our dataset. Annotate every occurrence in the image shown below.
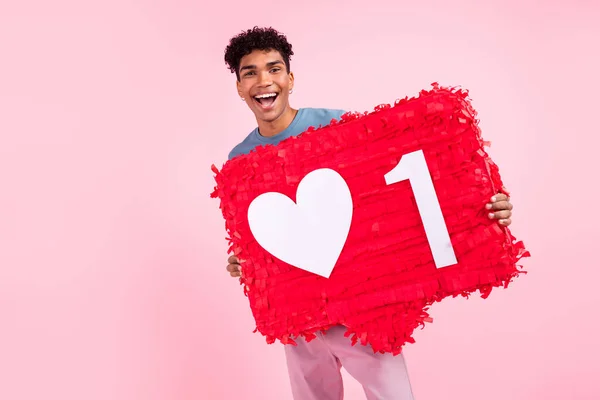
[247,168,353,278]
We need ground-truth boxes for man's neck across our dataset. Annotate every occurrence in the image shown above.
[256,107,298,138]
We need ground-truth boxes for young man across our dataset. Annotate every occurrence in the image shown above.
[222,27,514,400]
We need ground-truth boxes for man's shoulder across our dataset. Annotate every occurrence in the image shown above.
[300,107,347,124]
[228,129,257,160]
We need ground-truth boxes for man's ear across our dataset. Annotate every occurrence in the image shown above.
[289,71,294,91]
[236,79,243,98]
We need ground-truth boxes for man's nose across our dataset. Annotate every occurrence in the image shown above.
[257,71,273,87]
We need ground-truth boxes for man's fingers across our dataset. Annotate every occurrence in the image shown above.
[227,255,239,264]
[226,263,240,273]
[226,255,242,278]
[486,200,513,211]
[490,193,509,202]
[227,264,242,278]
[499,218,512,227]
[489,210,511,220]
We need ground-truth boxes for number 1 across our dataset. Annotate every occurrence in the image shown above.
[384,150,457,268]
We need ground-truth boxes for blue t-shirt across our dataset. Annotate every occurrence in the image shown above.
[228,107,346,160]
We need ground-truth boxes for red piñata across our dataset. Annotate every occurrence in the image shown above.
[211,84,529,355]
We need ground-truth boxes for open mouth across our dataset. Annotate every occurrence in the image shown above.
[253,92,278,110]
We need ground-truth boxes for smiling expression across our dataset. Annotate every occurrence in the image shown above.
[236,49,295,124]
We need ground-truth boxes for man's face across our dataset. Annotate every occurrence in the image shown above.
[236,49,294,123]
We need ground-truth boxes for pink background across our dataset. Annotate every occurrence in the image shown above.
[1,1,598,399]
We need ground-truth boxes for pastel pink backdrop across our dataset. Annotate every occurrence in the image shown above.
[0,1,597,399]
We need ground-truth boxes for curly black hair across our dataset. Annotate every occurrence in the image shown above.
[224,26,294,81]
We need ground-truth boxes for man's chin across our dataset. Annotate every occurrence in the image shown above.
[253,108,280,122]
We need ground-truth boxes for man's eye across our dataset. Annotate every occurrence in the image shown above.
[270,68,281,73]
[244,71,255,76]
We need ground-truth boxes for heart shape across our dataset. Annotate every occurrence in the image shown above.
[247,168,353,278]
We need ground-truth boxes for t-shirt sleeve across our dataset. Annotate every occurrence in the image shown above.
[228,143,244,160]
[228,136,255,160]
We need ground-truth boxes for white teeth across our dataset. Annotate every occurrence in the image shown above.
[255,93,277,99]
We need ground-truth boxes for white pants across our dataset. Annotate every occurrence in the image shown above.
[284,325,415,400]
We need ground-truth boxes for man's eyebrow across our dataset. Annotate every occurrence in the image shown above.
[239,60,284,72]
[240,64,256,72]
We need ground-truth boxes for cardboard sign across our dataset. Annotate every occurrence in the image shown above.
[211,84,529,354]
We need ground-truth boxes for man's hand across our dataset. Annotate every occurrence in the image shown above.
[486,193,513,227]
[226,255,242,278]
